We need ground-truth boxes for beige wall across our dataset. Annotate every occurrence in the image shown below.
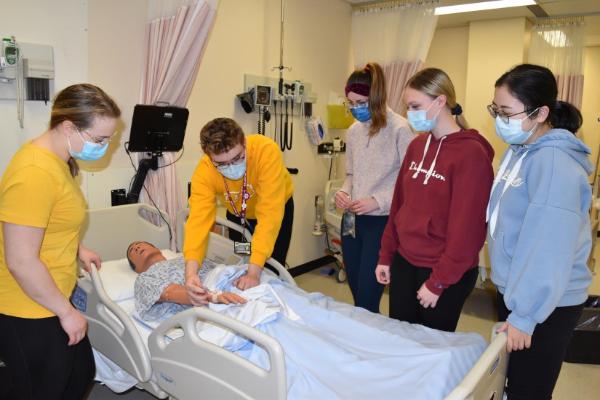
[0,0,89,173]
[186,0,353,267]
[465,18,528,166]
[0,0,353,268]
[580,46,600,174]
[427,20,599,175]
[424,26,469,108]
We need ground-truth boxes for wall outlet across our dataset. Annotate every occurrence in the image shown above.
[111,188,127,206]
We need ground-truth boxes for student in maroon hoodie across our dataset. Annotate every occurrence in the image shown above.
[375,68,494,332]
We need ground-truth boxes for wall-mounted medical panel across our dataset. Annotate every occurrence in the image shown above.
[0,41,54,101]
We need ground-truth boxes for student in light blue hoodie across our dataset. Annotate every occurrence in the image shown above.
[487,64,593,400]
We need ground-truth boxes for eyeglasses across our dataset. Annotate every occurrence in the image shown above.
[344,100,369,110]
[211,149,245,168]
[80,129,113,145]
[487,104,537,124]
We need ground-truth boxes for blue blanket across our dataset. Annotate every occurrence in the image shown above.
[141,266,487,400]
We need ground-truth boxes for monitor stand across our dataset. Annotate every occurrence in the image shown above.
[126,151,161,204]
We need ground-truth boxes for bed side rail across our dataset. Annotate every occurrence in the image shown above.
[76,264,153,383]
[176,208,296,286]
[444,323,508,400]
[148,307,286,400]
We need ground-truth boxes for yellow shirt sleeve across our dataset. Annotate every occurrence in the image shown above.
[250,140,287,266]
[183,161,217,263]
[0,166,58,228]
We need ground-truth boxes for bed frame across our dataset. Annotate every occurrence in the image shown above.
[78,203,507,400]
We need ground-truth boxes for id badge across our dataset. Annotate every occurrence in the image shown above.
[234,241,251,255]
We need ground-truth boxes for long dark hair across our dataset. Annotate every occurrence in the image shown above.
[346,62,387,136]
[495,63,582,133]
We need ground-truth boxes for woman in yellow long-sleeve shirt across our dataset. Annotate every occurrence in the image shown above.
[184,118,294,304]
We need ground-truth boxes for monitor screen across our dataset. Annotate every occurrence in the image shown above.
[127,105,188,153]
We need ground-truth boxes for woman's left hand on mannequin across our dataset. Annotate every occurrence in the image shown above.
[416,283,439,308]
[497,322,532,353]
[348,197,379,215]
[235,263,262,290]
[78,244,102,272]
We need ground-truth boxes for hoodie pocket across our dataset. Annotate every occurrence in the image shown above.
[394,204,444,259]
[499,231,514,261]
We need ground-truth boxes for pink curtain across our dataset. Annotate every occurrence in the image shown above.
[528,17,585,111]
[383,60,423,114]
[556,74,584,110]
[136,0,217,248]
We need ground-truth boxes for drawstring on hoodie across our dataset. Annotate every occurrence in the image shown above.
[486,149,528,238]
[412,134,446,185]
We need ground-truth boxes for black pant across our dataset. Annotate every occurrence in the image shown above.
[389,253,478,332]
[341,215,388,313]
[226,197,294,268]
[497,293,584,400]
[0,313,95,400]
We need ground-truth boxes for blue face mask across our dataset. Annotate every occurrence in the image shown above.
[350,104,371,122]
[407,101,440,132]
[68,131,109,161]
[494,109,539,145]
[217,158,246,180]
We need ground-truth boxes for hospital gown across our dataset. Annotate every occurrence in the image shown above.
[134,256,218,321]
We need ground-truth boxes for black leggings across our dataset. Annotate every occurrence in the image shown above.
[227,197,294,268]
[0,313,95,400]
[497,293,584,400]
[389,253,478,332]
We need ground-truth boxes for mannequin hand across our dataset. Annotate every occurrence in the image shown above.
[375,264,390,284]
[348,197,379,215]
[335,190,352,209]
[497,322,532,353]
[417,283,439,308]
[215,292,247,305]
[235,264,262,290]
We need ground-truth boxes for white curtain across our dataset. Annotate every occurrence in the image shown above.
[136,0,218,248]
[528,17,585,109]
[351,0,439,113]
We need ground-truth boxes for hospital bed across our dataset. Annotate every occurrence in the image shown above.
[76,203,508,400]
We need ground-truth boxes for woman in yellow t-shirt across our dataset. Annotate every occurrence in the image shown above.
[0,84,120,400]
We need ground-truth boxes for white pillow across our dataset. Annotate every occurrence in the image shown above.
[98,249,179,302]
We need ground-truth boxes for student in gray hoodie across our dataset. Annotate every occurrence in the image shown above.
[487,64,593,400]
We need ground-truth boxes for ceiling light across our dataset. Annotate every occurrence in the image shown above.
[434,0,536,16]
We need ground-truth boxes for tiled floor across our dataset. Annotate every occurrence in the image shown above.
[88,244,600,399]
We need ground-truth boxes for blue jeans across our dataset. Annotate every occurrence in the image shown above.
[341,214,388,313]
